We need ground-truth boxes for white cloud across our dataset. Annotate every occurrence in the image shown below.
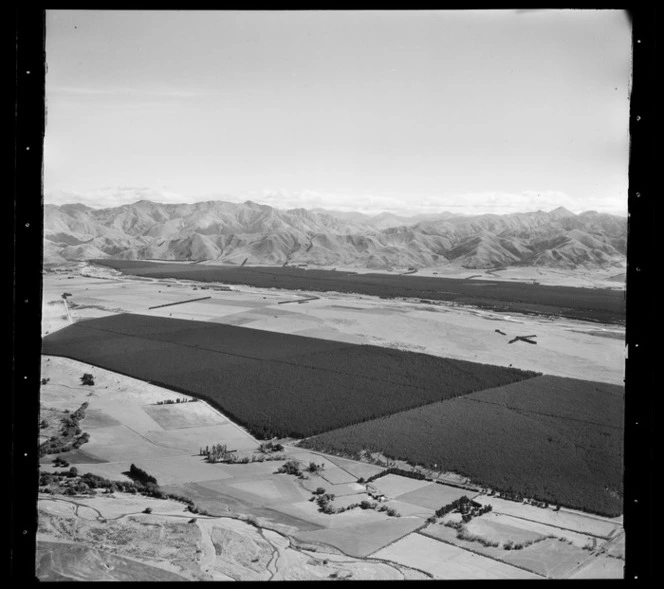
[45,186,188,209]
[241,189,626,216]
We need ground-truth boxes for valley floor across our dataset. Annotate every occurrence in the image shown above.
[43,262,625,385]
[36,355,623,580]
[36,263,625,580]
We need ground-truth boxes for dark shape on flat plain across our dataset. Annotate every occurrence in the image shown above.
[508,335,538,344]
[41,313,539,440]
[90,260,626,325]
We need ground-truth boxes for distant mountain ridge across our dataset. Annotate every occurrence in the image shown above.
[44,199,626,270]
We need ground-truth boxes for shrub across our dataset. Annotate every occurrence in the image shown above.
[127,464,158,486]
[80,373,95,386]
[277,460,301,476]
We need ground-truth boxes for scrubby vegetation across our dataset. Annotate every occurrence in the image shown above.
[363,467,428,485]
[433,496,492,522]
[126,464,158,486]
[38,402,90,457]
[39,467,214,515]
[156,397,198,405]
[258,441,284,453]
[198,443,285,464]
[425,496,550,551]
[310,491,400,517]
[80,373,95,386]
[277,460,303,476]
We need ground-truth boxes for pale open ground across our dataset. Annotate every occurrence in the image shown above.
[372,532,543,579]
[37,493,430,581]
[42,262,625,384]
[37,263,625,579]
[472,495,623,538]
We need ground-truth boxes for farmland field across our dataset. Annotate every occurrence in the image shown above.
[92,260,626,325]
[371,533,542,579]
[41,264,625,384]
[500,538,592,578]
[298,375,623,516]
[38,264,626,581]
[569,555,625,579]
[41,313,539,439]
[396,482,478,510]
[292,517,426,558]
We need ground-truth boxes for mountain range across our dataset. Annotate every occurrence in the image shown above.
[43,199,627,270]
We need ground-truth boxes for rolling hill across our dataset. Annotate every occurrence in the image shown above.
[43,199,626,270]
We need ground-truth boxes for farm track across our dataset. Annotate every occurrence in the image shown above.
[107,418,195,455]
[568,528,625,578]
[487,510,615,541]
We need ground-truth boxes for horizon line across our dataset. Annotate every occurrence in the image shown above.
[44,197,628,218]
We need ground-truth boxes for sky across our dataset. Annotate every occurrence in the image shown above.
[44,9,632,215]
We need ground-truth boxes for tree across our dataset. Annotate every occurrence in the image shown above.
[278,460,301,476]
[307,461,326,473]
[80,373,95,386]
